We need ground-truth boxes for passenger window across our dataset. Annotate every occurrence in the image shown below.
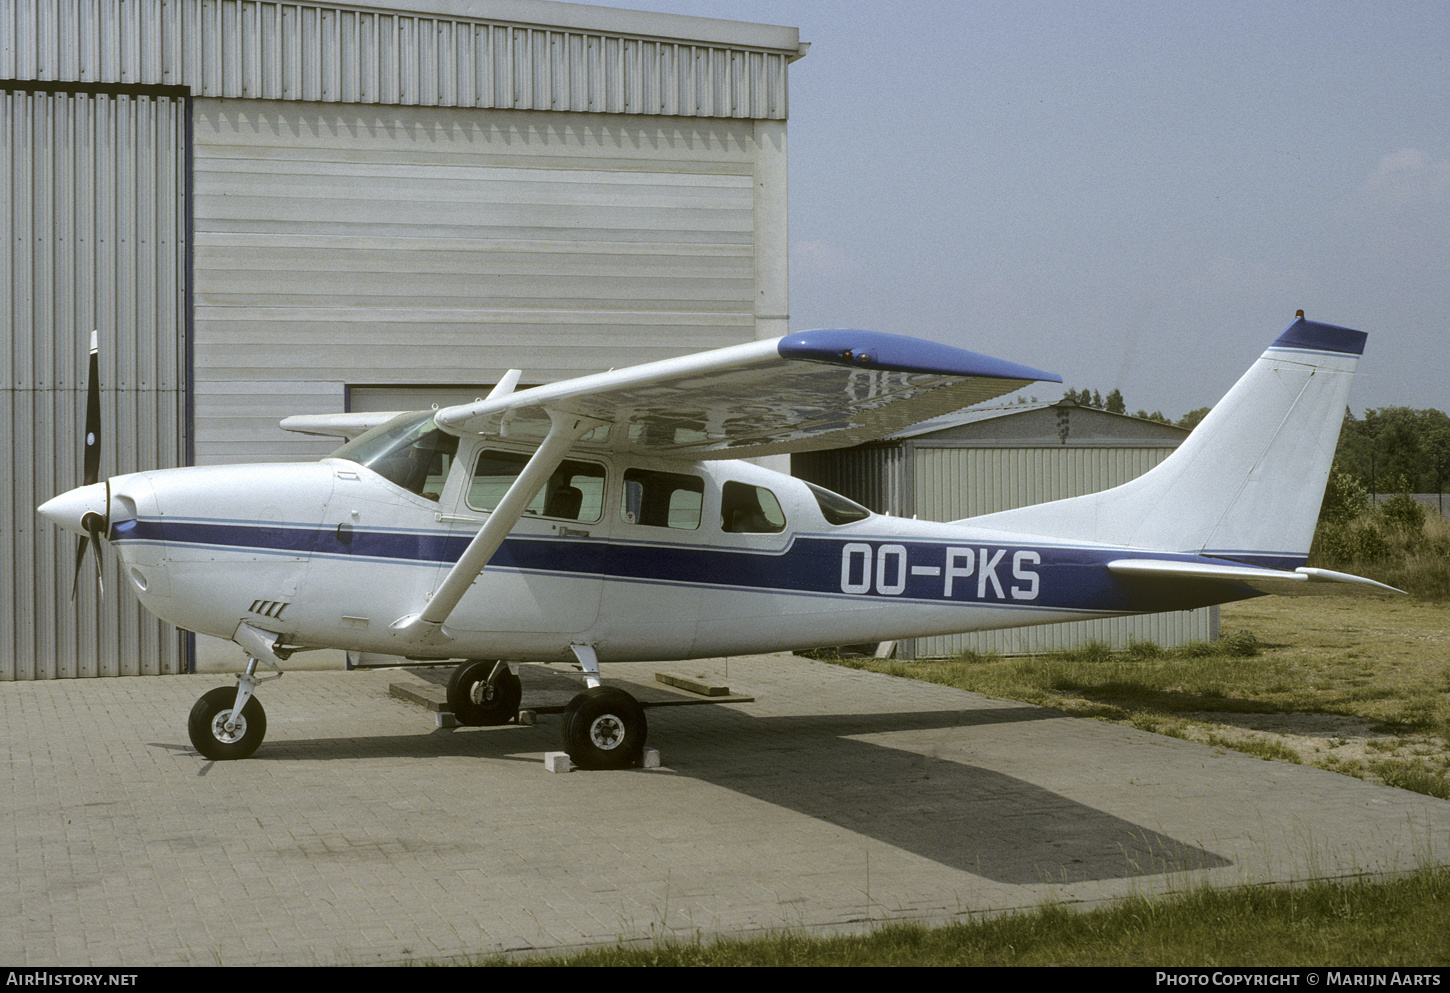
[621,468,704,529]
[467,450,605,523]
[720,481,786,534]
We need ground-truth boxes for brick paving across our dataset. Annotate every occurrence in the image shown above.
[3,654,1447,965]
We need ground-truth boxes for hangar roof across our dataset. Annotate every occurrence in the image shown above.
[370,0,802,51]
[887,400,1192,448]
[3,0,803,119]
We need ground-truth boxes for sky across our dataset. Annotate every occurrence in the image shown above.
[584,0,1449,418]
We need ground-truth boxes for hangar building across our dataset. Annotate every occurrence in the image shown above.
[794,400,1218,659]
[3,0,804,679]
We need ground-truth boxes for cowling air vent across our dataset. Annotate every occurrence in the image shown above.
[248,599,289,619]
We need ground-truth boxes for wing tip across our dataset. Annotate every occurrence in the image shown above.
[778,329,1061,382]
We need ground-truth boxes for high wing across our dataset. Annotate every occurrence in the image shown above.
[431,330,1060,459]
[379,330,1058,646]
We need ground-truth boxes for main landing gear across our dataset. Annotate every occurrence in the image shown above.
[446,657,648,770]
[446,660,523,727]
[560,685,647,771]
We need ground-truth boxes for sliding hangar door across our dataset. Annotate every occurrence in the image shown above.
[2,0,800,679]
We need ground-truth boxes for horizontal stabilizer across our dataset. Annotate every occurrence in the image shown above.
[1108,559,1404,597]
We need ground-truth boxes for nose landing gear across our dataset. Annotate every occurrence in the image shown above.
[188,686,267,761]
[187,649,283,761]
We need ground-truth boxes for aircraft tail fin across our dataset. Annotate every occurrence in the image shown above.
[965,317,1366,569]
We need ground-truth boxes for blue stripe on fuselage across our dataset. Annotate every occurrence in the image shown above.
[116,517,1266,613]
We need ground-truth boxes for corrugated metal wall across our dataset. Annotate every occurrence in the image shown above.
[189,97,770,465]
[792,445,910,518]
[914,446,1182,520]
[910,445,1216,657]
[0,0,792,119]
[2,85,188,679]
[919,611,1219,659]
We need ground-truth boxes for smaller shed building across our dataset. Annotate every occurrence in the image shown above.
[794,399,1215,659]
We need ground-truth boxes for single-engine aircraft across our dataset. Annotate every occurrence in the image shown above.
[39,316,1397,768]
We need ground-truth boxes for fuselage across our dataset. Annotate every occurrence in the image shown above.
[86,428,1251,665]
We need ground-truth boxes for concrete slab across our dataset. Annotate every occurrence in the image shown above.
[2,654,1447,966]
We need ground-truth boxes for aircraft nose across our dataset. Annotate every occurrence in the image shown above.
[38,482,109,537]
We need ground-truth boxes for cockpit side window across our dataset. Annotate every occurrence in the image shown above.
[468,450,606,522]
[720,481,786,534]
[331,411,459,501]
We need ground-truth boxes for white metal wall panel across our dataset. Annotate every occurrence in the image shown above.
[906,445,1217,658]
[0,0,794,119]
[190,98,769,465]
[193,379,344,462]
[2,86,188,679]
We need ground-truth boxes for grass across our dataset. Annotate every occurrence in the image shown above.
[464,867,1450,966]
[822,596,1450,799]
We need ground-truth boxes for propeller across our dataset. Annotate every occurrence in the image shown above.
[71,330,106,600]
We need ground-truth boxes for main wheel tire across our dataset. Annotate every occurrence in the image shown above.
[561,686,647,770]
[447,660,523,727]
[188,686,267,761]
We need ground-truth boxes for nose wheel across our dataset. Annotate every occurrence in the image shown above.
[188,686,267,761]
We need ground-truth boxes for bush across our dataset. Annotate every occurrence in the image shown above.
[1381,491,1427,542]
[1219,631,1262,658]
[1309,480,1449,598]
[1319,470,1370,529]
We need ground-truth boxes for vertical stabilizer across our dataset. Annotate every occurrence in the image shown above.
[965,318,1366,568]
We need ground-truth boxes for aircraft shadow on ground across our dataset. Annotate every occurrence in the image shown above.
[183,689,1228,886]
[646,704,1232,885]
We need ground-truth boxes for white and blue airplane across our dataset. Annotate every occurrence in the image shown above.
[38,316,1395,768]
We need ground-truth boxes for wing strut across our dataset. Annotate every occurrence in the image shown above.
[389,408,606,645]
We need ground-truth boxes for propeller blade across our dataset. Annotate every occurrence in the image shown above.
[83,330,101,486]
[71,331,107,600]
[70,535,89,602]
[87,512,105,597]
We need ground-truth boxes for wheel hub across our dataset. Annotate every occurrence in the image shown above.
[587,714,624,750]
[211,710,246,744]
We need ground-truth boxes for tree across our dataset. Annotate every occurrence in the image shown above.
[1177,407,1212,432]
[1332,407,1450,494]
[1105,389,1125,414]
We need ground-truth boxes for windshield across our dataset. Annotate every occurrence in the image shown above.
[331,411,459,501]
